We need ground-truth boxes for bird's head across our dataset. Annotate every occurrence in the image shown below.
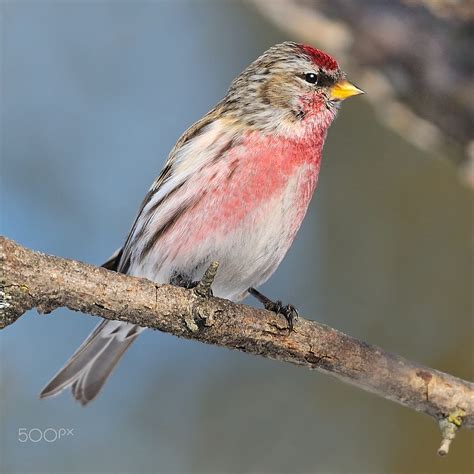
[224,42,363,135]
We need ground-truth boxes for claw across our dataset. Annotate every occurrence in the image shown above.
[248,287,298,331]
[264,300,298,331]
[281,304,299,331]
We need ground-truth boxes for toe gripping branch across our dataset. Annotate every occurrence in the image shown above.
[248,287,299,331]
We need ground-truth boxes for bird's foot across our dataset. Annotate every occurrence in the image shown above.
[248,287,298,331]
[266,300,299,332]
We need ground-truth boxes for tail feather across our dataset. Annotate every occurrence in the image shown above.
[40,250,146,404]
[70,335,137,405]
[40,250,145,404]
[40,320,110,397]
[40,320,142,404]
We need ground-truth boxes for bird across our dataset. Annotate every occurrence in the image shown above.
[40,41,363,405]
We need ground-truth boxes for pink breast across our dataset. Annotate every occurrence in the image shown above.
[178,131,324,245]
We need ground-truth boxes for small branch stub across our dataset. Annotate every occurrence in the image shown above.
[437,409,465,456]
[186,261,220,332]
[193,261,219,298]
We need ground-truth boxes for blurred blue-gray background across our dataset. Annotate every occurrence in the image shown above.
[1,2,472,473]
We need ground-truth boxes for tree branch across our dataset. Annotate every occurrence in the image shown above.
[1,236,472,455]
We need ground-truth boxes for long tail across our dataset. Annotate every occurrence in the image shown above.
[40,320,143,405]
[40,249,144,405]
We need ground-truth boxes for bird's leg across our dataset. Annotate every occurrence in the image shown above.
[248,287,298,331]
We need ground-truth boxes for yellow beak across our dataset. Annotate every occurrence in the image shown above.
[329,79,364,101]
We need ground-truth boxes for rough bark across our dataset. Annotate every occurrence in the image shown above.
[252,0,474,185]
[1,236,472,455]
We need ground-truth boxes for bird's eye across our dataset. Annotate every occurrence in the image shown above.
[304,73,318,84]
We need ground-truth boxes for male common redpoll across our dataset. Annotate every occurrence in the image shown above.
[40,42,363,404]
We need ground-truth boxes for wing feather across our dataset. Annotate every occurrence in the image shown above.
[116,105,239,275]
